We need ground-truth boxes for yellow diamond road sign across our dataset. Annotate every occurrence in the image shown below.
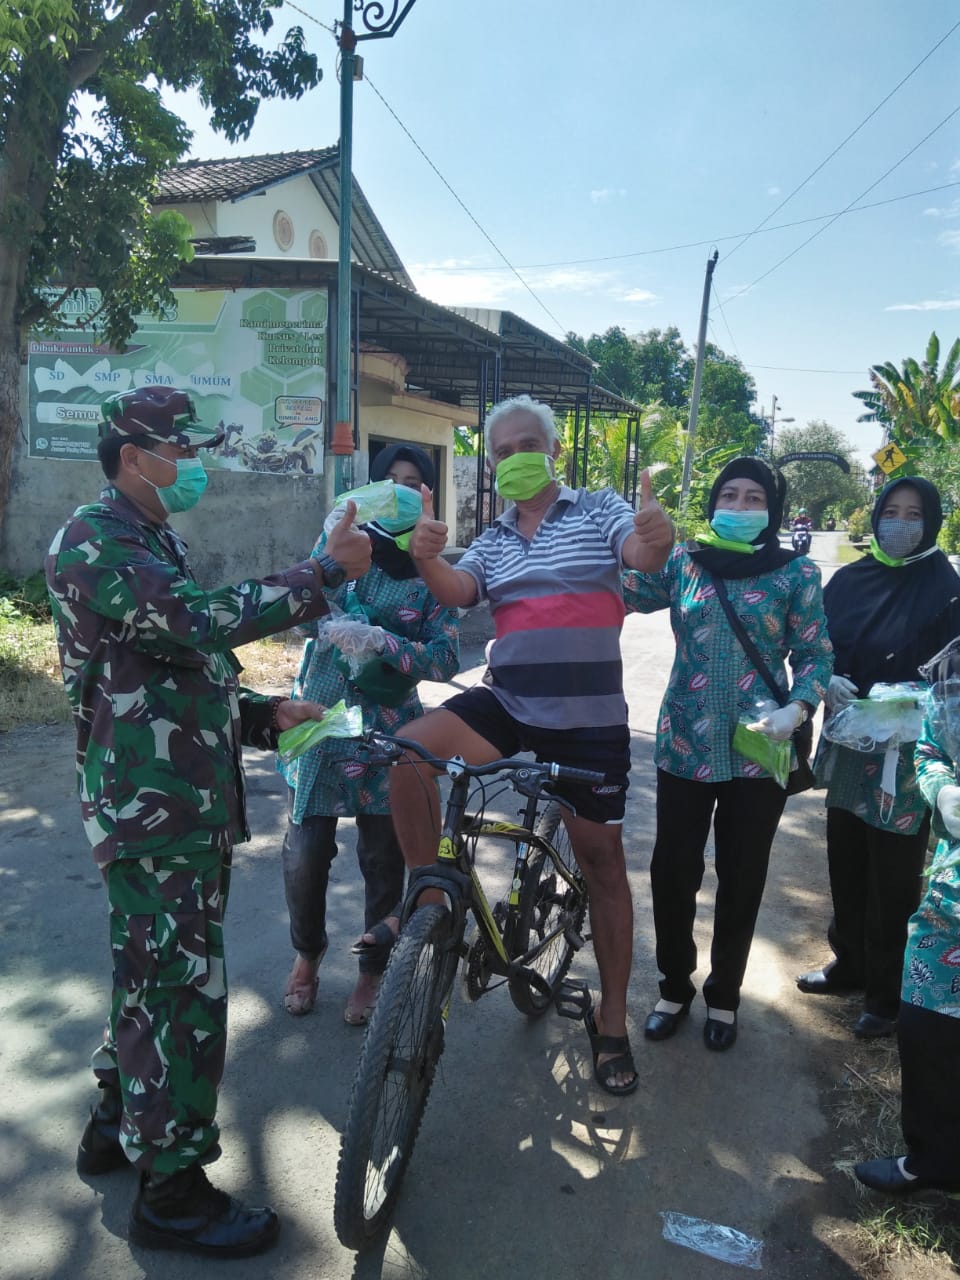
[872,441,907,474]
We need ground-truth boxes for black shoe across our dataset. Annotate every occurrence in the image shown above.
[644,1001,692,1041]
[854,1156,941,1196]
[703,1014,738,1052]
[854,1011,897,1039]
[129,1164,280,1258]
[796,965,863,995]
[77,1084,128,1176]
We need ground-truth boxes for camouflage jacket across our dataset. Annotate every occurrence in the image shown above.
[46,487,331,867]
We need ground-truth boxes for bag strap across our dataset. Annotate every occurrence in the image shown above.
[709,574,787,709]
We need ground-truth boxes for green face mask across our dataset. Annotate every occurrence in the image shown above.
[494,451,555,501]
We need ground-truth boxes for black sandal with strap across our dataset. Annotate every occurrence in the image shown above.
[585,1006,639,1096]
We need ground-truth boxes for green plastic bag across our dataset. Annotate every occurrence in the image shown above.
[276,699,364,764]
[732,720,792,789]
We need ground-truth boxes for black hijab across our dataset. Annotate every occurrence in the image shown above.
[364,442,433,580]
[825,476,960,694]
[688,456,800,579]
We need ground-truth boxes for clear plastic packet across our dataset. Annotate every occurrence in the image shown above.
[276,699,364,763]
[821,681,924,753]
[923,678,960,765]
[322,617,386,676]
[322,479,421,537]
[660,1211,763,1269]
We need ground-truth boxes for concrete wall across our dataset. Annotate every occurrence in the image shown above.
[4,359,479,588]
[164,174,341,261]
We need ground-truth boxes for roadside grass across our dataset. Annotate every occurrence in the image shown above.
[833,1040,960,1271]
[0,603,304,733]
[0,609,69,731]
[233,632,303,693]
[836,542,868,565]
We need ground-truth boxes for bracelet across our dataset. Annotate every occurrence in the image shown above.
[269,696,284,732]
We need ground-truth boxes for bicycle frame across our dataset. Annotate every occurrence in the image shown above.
[397,755,585,992]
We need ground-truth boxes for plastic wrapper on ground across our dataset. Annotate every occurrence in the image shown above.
[660,1211,763,1269]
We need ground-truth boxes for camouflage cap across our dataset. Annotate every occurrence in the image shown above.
[99,388,225,448]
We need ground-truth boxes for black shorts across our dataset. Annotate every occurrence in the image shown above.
[442,686,630,825]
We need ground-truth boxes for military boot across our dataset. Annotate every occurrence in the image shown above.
[77,1082,128,1175]
[128,1163,280,1257]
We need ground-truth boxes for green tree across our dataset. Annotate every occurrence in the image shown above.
[0,0,320,524]
[690,344,763,455]
[774,421,868,526]
[852,332,960,443]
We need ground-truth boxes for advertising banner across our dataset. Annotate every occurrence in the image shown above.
[27,286,328,475]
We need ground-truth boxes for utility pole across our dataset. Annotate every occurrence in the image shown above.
[679,249,719,516]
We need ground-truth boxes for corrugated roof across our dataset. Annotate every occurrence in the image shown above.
[157,149,340,203]
[156,150,414,291]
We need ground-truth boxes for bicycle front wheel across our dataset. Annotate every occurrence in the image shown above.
[507,801,588,1017]
[334,904,456,1250]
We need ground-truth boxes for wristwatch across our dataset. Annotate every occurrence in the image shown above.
[317,554,346,589]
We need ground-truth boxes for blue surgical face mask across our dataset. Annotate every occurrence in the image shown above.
[710,508,769,543]
[141,450,208,514]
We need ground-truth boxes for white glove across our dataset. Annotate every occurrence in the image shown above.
[746,702,805,741]
[324,619,387,657]
[826,675,858,713]
[937,784,960,838]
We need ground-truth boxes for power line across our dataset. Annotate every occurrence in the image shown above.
[283,0,337,36]
[361,75,575,339]
[723,16,960,262]
[721,103,960,307]
[422,180,960,272]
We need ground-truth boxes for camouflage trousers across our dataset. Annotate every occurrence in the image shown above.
[91,849,232,1176]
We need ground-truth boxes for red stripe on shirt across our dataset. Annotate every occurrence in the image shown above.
[494,590,626,638]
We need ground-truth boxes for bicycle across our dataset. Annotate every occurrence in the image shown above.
[333,731,604,1250]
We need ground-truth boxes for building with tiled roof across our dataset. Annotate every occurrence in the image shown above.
[155,149,414,290]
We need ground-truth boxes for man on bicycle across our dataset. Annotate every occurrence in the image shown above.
[377,393,674,1094]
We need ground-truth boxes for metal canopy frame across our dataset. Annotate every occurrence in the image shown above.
[171,257,642,532]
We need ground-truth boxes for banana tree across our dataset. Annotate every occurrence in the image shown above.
[853,332,960,443]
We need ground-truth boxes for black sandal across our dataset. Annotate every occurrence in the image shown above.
[585,1005,639,1096]
[350,918,399,957]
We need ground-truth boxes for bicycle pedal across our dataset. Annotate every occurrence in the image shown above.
[554,978,592,1022]
[563,927,586,951]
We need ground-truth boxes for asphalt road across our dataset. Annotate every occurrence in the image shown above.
[0,531,949,1279]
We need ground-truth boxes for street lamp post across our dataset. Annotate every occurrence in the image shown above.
[768,395,794,457]
[332,1,420,496]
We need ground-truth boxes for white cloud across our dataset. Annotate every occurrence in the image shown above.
[589,187,627,204]
[767,186,781,196]
[885,299,960,312]
[938,228,960,251]
[922,199,960,219]
[619,288,658,304]
[409,263,625,309]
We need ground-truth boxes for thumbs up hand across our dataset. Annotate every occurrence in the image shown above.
[324,499,372,580]
[626,469,674,572]
[409,485,449,560]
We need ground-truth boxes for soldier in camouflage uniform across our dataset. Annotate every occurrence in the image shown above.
[45,386,372,1258]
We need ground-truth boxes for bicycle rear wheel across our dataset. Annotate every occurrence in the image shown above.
[334,904,456,1250]
[507,801,587,1017]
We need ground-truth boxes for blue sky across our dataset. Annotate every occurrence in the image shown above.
[168,1,960,470]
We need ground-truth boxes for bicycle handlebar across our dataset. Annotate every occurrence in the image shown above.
[360,731,606,788]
